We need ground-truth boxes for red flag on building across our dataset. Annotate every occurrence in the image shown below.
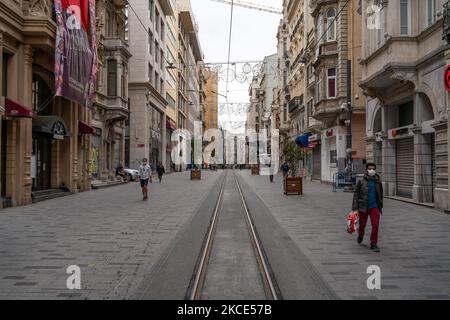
[54,0,98,108]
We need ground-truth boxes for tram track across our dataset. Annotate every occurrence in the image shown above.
[187,169,281,300]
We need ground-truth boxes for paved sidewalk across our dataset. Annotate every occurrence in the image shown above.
[237,170,450,300]
[0,171,223,300]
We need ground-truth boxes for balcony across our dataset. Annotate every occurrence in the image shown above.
[288,95,304,113]
[102,37,131,58]
[312,98,342,126]
[95,93,129,122]
[159,0,175,16]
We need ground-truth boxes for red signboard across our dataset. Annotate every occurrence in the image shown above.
[445,65,450,92]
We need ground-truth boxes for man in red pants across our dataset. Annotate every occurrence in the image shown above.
[352,162,383,252]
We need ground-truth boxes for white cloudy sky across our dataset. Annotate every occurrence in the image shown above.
[190,0,282,133]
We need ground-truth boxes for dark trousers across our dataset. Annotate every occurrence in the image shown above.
[358,208,381,245]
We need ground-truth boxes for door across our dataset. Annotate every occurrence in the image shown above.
[396,137,414,198]
[1,120,7,199]
[312,145,321,180]
[32,134,52,191]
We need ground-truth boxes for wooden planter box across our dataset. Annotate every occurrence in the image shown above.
[284,177,303,195]
[251,166,260,175]
[190,169,201,181]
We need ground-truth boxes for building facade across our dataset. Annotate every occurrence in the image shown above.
[203,68,219,132]
[0,0,94,208]
[177,0,203,169]
[164,1,178,173]
[360,0,448,211]
[128,0,175,171]
[306,0,366,182]
[91,0,131,185]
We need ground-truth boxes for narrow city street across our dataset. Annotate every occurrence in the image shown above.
[0,170,449,300]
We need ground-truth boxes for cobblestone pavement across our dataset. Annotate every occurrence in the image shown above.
[237,170,450,300]
[0,171,223,300]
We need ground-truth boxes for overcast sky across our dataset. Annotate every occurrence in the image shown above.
[190,0,282,133]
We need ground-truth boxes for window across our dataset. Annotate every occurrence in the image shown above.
[121,63,126,98]
[326,8,336,41]
[315,14,323,57]
[149,0,154,21]
[160,78,164,95]
[148,29,153,55]
[316,71,323,101]
[148,63,153,83]
[427,0,436,27]
[155,9,160,34]
[326,68,336,98]
[107,60,117,96]
[155,40,159,63]
[398,101,414,127]
[400,0,410,36]
[161,20,165,41]
[155,72,159,91]
[160,49,164,70]
[330,150,337,164]
[166,93,176,109]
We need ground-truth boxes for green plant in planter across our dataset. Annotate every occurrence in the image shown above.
[283,140,304,177]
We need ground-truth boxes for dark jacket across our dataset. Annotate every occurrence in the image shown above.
[156,165,165,176]
[352,175,383,214]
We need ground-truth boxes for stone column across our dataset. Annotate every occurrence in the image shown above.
[446,48,450,213]
[0,32,3,207]
[381,105,396,196]
[161,112,167,168]
[21,44,34,205]
[412,127,433,203]
[431,121,449,211]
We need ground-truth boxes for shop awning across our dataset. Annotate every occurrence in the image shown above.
[33,116,71,139]
[5,98,36,118]
[78,121,95,135]
[295,133,311,148]
[166,117,177,131]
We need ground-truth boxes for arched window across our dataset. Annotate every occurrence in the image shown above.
[315,14,323,57]
[326,8,336,41]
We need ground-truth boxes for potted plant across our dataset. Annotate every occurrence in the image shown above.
[283,140,303,195]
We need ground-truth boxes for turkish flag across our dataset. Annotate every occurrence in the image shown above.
[61,0,89,32]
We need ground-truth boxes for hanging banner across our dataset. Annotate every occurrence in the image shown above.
[54,0,98,108]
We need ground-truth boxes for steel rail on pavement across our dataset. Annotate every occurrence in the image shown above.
[188,171,227,300]
[187,169,280,300]
[233,170,280,300]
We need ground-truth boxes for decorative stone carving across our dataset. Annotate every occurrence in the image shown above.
[23,0,52,17]
[443,1,450,44]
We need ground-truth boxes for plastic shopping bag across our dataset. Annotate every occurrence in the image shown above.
[346,211,359,234]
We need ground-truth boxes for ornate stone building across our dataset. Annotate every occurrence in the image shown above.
[0,0,92,207]
[360,0,448,211]
[91,0,131,185]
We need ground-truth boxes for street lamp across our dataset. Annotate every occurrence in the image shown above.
[342,101,353,192]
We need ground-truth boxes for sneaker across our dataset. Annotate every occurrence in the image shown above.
[357,236,363,245]
[370,244,380,252]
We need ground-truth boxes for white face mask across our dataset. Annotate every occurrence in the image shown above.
[368,169,376,177]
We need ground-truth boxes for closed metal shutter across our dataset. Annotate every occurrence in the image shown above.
[396,137,414,198]
[431,134,435,201]
[312,145,321,180]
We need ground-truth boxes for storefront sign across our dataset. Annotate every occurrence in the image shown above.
[326,129,334,137]
[391,127,409,138]
[54,0,98,108]
[137,144,145,148]
[445,65,450,92]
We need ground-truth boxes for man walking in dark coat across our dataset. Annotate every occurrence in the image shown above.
[352,162,384,252]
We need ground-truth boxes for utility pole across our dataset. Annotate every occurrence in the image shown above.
[344,59,353,192]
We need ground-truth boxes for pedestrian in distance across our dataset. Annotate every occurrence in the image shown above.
[281,162,289,180]
[156,162,165,183]
[139,158,151,200]
[352,162,384,252]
